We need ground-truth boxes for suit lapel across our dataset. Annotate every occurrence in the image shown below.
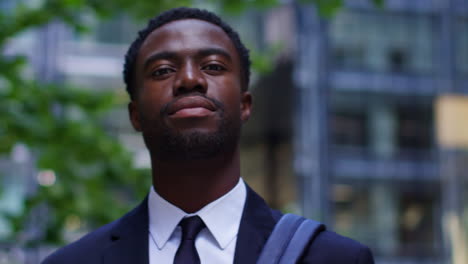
[102,197,149,264]
[233,186,280,264]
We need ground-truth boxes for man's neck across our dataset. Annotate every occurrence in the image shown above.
[151,148,241,213]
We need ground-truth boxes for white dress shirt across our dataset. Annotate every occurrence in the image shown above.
[148,178,247,264]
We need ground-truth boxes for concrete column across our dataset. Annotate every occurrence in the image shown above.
[293,4,330,222]
[371,183,399,256]
[368,102,397,159]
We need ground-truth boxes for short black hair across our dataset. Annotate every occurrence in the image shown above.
[123,7,251,100]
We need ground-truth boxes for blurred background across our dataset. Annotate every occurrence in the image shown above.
[1,0,468,263]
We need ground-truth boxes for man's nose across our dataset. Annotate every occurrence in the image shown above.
[173,62,207,96]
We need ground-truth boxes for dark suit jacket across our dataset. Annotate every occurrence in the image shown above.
[42,186,374,263]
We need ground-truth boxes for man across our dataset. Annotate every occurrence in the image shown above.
[43,7,374,264]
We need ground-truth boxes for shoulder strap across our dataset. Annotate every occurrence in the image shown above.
[256,214,325,264]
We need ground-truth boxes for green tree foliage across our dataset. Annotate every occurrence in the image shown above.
[0,0,383,245]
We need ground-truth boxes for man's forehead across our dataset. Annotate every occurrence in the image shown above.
[137,18,239,67]
[143,19,232,47]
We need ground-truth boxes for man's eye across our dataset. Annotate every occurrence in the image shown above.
[203,64,226,72]
[152,67,174,77]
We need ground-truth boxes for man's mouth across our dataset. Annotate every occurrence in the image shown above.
[167,96,217,118]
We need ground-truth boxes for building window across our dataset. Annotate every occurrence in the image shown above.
[75,14,143,45]
[396,106,433,152]
[330,111,368,148]
[398,192,439,257]
[332,181,441,258]
[329,11,435,74]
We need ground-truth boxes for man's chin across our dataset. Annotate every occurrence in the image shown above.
[165,115,220,133]
[147,115,241,162]
[174,127,220,138]
[153,130,227,161]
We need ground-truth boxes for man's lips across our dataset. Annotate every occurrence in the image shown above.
[167,96,217,117]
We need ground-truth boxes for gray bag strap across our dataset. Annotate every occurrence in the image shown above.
[256,213,325,264]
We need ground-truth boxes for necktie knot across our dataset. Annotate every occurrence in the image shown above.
[179,216,205,241]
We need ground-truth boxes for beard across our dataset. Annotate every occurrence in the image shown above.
[142,96,242,162]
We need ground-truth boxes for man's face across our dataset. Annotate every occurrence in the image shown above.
[129,19,252,161]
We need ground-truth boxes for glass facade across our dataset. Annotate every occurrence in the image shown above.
[328,9,442,261]
[331,180,441,258]
[330,11,435,74]
[329,94,440,259]
[76,14,143,45]
[295,2,468,263]
[330,92,434,157]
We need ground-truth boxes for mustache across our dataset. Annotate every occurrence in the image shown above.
[160,92,224,116]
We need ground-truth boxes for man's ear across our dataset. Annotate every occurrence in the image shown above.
[240,91,252,123]
[128,101,142,131]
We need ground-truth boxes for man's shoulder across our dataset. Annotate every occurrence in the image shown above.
[301,229,374,263]
[41,198,148,264]
[41,219,118,264]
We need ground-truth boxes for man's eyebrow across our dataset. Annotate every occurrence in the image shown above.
[197,48,232,61]
[143,51,178,70]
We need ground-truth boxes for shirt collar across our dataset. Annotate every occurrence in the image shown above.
[148,178,247,250]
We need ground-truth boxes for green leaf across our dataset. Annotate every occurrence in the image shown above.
[315,0,343,18]
[220,0,249,14]
[372,0,385,8]
[250,42,283,75]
